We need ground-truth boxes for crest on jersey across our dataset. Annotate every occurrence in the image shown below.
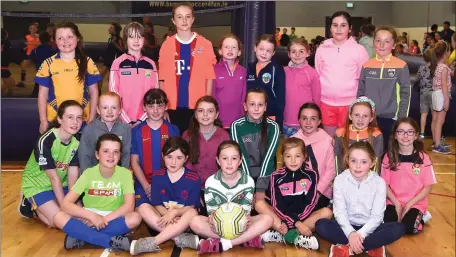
[71,149,77,157]
[145,70,151,78]
[387,69,396,77]
[262,73,272,84]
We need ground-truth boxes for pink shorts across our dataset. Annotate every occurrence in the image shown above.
[321,102,349,127]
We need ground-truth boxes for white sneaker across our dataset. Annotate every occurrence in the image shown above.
[422,211,432,223]
[294,235,319,250]
[261,230,285,244]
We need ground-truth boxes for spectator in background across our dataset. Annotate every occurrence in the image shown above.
[422,32,429,49]
[46,23,56,48]
[423,36,433,52]
[440,21,454,44]
[359,24,376,58]
[307,37,324,68]
[395,44,404,55]
[280,32,290,47]
[282,28,288,36]
[275,27,282,46]
[430,37,437,48]
[431,24,439,34]
[163,26,175,41]
[409,40,421,55]
[29,31,56,97]
[144,22,157,47]
[289,27,298,40]
[434,32,442,41]
[402,32,408,39]
[399,36,409,53]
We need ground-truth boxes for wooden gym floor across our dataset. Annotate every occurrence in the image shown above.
[1,138,455,257]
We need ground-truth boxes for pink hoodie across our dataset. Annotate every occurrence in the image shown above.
[292,128,335,199]
[315,37,369,106]
[284,62,321,127]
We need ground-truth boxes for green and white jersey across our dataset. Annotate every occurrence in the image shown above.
[204,170,255,215]
[21,128,80,198]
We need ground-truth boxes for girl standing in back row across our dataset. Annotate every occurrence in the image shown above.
[315,11,369,136]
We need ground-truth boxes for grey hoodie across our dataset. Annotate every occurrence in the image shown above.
[79,119,131,173]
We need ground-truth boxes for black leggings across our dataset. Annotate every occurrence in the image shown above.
[384,205,424,234]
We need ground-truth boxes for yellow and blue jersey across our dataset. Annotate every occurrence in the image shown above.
[34,53,102,122]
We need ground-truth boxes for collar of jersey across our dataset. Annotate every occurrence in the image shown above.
[375,54,392,62]
[175,32,197,44]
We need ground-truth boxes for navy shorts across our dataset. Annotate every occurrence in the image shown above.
[134,178,152,207]
[28,187,69,210]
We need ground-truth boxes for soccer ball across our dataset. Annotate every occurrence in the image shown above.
[212,202,248,240]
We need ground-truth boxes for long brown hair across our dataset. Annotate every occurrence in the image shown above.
[387,117,424,171]
[188,96,223,164]
[342,101,378,158]
[245,88,269,154]
[430,41,450,78]
[55,21,88,83]
[255,34,276,51]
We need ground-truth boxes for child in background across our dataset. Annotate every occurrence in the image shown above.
[183,96,229,213]
[409,40,421,55]
[46,23,56,48]
[79,92,131,173]
[1,28,15,96]
[315,11,369,136]
[256,138,331,250]
[36,21,101,134]
[212,34,247,129]
[20,101,83,223]
[430,41,452,154]
[316,141,405,257]
[292,103,335,207]
[17,22,40,88]
[231,88,280,204]
[283,38,321,137]
[29,31,56,97]
[99,23,123,92]
[131,137,201,255]
[247,34,286,130]
[382,118,436,234]
[159,3,216,133]
[416,49,433,139]
[109,22,158,127]
[53,134,141,252]
[335,97,383,175]
[358,26,411,151]
[130,89,180,209]
[190,140,272,254]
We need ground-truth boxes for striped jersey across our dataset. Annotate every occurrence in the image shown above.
[204,170,255,215]
[21,128,80,198]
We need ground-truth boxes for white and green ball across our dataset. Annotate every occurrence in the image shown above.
[212,202,248,240]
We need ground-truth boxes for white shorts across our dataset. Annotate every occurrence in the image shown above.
[84,207,112,217]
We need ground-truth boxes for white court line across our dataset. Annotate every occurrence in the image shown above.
[435,173,455,175]
[433,164,456,166]
[1,169,24,172]
[100,248,110,257]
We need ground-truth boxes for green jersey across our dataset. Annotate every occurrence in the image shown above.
[204,170,255,215]
[72,164,135,211]
[21,128,80,198]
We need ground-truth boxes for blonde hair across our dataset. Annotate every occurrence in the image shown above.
[281,137,306,158]
[343,141,376,170]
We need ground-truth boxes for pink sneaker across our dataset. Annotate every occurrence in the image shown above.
[197,238,222,254]
[242,236,264,249]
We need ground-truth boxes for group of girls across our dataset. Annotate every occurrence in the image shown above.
[17,2,442,257]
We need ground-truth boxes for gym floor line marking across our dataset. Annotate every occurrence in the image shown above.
[1,169,24,172]
[435,173,455,175]
[100,248,110,257]
[433,164,456,166]
[430,192,456,198]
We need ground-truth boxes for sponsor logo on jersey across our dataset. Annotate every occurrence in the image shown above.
[64,69,73,72]
[387,69,396,77]
[38,155,47,165]
[88,188,122,196]
[71,149,76,157]
[121,71,131,76]
[55,161,69,171]
[248,75,255,81]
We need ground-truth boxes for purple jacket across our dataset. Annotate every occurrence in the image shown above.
[212,61,247,127]
[183,127,230,188]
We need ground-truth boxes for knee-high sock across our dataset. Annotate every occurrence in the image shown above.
[62,218,112,248]
[98,216,131,236]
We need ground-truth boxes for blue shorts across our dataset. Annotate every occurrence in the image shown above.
[134,179,151,207]
[28,187,69,210]
[283,125,300,138]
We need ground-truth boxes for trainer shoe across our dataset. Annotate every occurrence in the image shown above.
[423,211,432,223]
[130,237,160,255]
[18,191,34,218]
[261,230,285,244]
[110,236,130,252]
[418,133,425,140]
[197,238,222,254]
[64,235,85,250]
[432,145,451,155]
[441,137,451,148]
[174,233,199,249]
[242,236,264,248]
[329,244,350,257]
[368,246,387,257]
[294,235,319,250]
